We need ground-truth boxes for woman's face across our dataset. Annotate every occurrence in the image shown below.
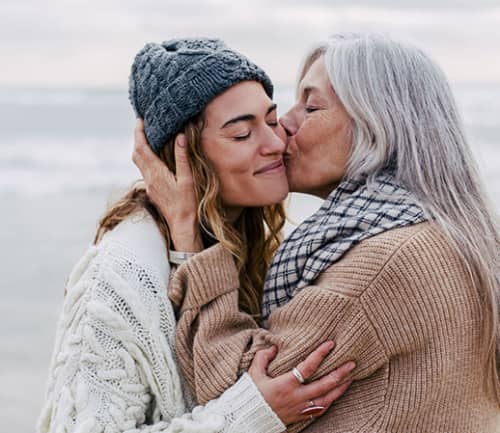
[201,81,289,216]
[280,57,352,198]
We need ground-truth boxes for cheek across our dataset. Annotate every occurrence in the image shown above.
[294,115,351,178]
[294,117,327,159]
[203,138,252,174]
[330,121,352,165]
[208,147,256,196]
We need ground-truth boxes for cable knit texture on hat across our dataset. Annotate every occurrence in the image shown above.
[129,38,274,154]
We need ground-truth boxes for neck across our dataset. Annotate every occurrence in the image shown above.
[223,206,244,223]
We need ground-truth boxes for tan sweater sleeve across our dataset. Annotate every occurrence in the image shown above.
[170,244,388,407]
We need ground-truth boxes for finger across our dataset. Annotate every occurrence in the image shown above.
[248,346,277,379]
[312,379,353,409]
[302,360,355,398]
[134,118,147,149]
[292,341,335,382]
[133,120,155,168]
[174,134,193,186]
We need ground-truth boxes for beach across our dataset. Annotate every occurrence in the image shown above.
[1,84,498,431]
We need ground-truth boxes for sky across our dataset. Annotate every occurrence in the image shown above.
[1,0,499,88]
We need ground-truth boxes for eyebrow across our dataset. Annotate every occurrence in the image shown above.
[301,85,321,98]
[221,103,277,129]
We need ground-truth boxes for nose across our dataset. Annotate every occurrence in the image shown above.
[261,124,286,156]
[279,107,298,137]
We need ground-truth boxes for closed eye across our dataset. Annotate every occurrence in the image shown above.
[234,131,251,141]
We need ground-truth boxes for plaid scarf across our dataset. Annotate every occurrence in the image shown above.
[261,172,427,323]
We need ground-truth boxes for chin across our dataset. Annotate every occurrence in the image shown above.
[261,192,289,206]
[255,186,289,206]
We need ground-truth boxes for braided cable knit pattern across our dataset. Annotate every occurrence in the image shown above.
[36,215,285,433]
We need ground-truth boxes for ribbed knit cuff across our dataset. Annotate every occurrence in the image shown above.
[206,373,286,433]
[180,243,240,309]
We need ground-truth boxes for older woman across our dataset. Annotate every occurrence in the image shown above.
[135,33,500,432]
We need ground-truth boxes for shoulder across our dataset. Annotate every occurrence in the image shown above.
[65,210,171,308]
[64,211,178,345]
[99,210,170,285]
[316,222,462,296]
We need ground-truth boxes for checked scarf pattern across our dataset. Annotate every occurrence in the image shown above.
[261,172,427,323]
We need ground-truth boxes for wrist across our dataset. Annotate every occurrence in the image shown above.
[170,225,203,253]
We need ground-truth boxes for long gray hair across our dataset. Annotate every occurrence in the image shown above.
[300,33,499,397]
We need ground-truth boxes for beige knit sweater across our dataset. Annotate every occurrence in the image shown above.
[169,222,500,433]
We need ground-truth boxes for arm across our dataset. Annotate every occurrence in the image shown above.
[37,243,285,433]
[171,244,388,407]
[131,120,356,427]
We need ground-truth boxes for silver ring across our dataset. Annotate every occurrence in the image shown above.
[291,367,305,384]
[310,415,313,421]
[309,400,315,407]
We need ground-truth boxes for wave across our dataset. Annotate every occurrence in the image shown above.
[0,137,139,195]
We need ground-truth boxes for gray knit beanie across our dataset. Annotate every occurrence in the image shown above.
[129,38,274,154]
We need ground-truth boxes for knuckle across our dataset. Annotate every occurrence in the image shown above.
[316,381,331,395]
[300,366,313,380]
[138,142,148,156]
[329,373,340,385]
[134,145,145,161]
[312,396,326,408]
[306,352,322,368]
[253,351,265,363]
[178,176,193,187]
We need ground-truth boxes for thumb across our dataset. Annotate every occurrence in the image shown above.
[174,134,193,185]
[249,346,277,379]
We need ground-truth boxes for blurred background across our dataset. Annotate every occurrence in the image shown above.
[1,0,499,430]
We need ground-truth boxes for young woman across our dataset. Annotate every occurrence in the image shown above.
[36,38,354,433]
[135,34,500,432]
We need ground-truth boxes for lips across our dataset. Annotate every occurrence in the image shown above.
[254,159,284,175]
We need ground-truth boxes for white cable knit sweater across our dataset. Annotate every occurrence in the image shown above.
[36,212,285,433]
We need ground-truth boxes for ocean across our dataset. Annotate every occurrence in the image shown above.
[1,84,498,431]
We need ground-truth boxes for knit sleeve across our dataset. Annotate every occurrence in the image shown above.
[37,242,285,433]
[172,244,388,408]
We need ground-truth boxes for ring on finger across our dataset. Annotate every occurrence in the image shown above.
[300,404,326,416]
[291,367,306,384]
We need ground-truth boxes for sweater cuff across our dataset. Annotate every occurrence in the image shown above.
[206,373,286,433]
[178,243,240,309]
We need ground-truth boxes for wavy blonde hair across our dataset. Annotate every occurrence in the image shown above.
[301,33,499,398]
[95,115,286,322]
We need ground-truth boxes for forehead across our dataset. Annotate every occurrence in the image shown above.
[204,81,272,125]
[299,58,335,99]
